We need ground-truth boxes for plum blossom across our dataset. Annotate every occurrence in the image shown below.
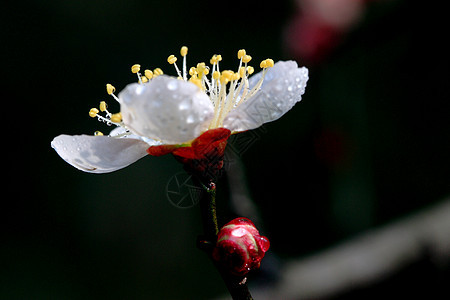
[51,47,309,173]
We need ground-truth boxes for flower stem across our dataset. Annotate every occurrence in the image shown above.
[196,179,253,300]
[201,181,218,239]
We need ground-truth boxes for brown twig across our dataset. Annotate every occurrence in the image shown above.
[196,179,254,300]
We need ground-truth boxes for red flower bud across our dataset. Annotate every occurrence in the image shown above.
[212,218,270,276]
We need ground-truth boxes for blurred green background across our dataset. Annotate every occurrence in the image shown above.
[3,0,449,299]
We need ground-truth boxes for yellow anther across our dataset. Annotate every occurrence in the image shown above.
[131,64,141,74]
[237,49,246,59]
[189,67,197,76]
[99,101,107,112]
[239,67,246,77]
[106,84,116,95]
[232,72,240,81]
[180,46,188,57]
[242,55,252,63]
[196,63,209,77]
[141,76,149,83]
[89,108,99,118]
[189,76,202,89]
[153,68,163,76]
[94,131,104,136]
[260,59,274,68]
[247,66,254,75]
[111,112,122,123]
[197,62,206,72]
[144,69,153,79]
[221,70,234,83]
[167,55,177,64]
[265,58,274,68]
[210,54,223,65]
[213,70,220,80]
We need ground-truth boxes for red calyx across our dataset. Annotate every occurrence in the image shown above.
[147,128,231,181]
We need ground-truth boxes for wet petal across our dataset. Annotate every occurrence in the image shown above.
[223,61,309,132]
[108,126,161,146]
[51,134,150,173]
[118,76,214,144]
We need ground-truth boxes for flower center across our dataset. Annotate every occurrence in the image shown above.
[166,47,274,129]
[87,46,274,138]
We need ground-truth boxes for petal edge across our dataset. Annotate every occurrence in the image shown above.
[51,134,150,173]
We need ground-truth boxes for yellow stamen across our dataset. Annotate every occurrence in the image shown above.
[260,59,274,68]
[220,70,234,84]
[131,64,141,74]
[196,63,207,75]
[94,131,104,136]
[189,76,203,89]
[213,70,220,80]
[99,101,107,112]
[141,76,149,83]
[180,46,188,57]
[110,112,122,123]
[106,84,116,95]
[154,68,164,76]
[144,69,153,79]
[237,49,246,59]
[167,55,177,64]
[89,108,99,118]
[247,66,255,75]
[239,67,246,77]
[242,55,252,63]
[189,67,197,76]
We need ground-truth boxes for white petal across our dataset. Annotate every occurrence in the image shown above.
[108,127,161,146]
[118,76,214,144]
[223,61,309,132]
[51,134,151,173]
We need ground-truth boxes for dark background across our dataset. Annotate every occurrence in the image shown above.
[3,0,449,299]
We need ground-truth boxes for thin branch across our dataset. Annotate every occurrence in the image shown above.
[196,179,254,300]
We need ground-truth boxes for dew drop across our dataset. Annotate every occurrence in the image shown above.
[167,80,178,91]
[186,115,195,124]
[135,85,144,95]
[178,99,191,110]
[256,236,270,252]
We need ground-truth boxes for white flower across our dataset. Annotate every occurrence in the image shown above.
[51,47,309,173]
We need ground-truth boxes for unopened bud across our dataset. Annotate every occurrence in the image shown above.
[212,217,270,276]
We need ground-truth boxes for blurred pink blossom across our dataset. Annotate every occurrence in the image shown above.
[285,0,380,63]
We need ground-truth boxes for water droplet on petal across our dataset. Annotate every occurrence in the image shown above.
[256,236,270,252]
[135,85,144,95]
[186,115,194,124]
[178,99,191,110]
[167,80,178,91]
